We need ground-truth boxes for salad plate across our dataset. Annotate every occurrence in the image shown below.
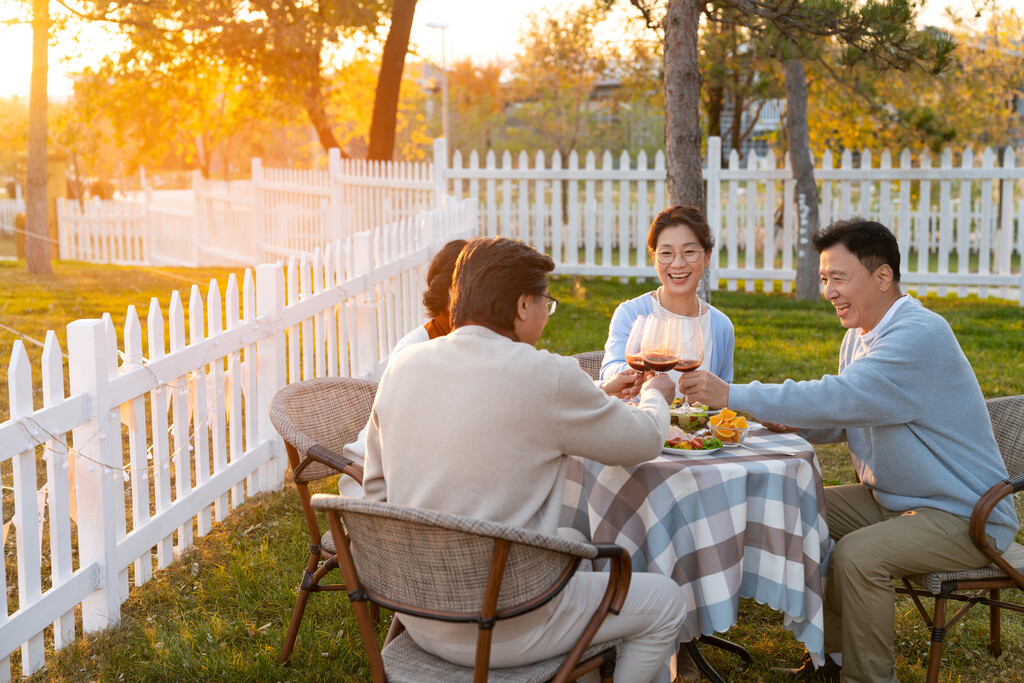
[661,444,722,456]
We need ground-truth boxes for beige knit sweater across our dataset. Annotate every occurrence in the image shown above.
[363,325,670,536]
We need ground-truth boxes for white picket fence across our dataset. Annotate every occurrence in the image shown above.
[445,137,1024,302]
[0,197,25,237]
[52,137,1024,301]
[57,143,443,268]
[0,201,476,678]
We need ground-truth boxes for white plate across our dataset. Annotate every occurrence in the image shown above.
[660,445,722,456]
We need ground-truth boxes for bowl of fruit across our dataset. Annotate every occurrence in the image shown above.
[709,409,751,447]
[668,399,721,432]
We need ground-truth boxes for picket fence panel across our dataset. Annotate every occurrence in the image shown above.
[0,197,24,236]
[0,201,476,678]
[446,138,1024,302]
[50,137,1024,302]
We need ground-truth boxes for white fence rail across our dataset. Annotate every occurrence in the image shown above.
[445,137,1024,302]
[0,201,476,678]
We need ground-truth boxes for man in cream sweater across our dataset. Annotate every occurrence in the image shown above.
[363,237,687,682]
[680,219,1018,682]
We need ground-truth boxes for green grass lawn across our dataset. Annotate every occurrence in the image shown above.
[2,263,1022,681]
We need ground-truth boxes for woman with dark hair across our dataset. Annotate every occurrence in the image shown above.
[601,205,736,398]
[362,237,686,682]
[339,238,467,495]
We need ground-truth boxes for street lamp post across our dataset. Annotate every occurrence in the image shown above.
[426,21,449,143]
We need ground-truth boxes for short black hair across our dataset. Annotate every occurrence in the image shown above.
[811,218,901,282]
[422,238,468,318]
[451,237,555,331]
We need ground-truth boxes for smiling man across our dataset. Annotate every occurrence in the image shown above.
[678,218,1019,682]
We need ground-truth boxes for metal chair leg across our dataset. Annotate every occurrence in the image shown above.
[683,640,728,683]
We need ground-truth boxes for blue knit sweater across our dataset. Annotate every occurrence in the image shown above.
[730,297,1019,551]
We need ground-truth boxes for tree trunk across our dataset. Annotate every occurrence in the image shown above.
[663,0,705,208]
[26,0,52,274]
[367,0,418,161]
[664,0,710,300]
[783,57,821,301]
[706,83,723,139]
[301,70,345,156]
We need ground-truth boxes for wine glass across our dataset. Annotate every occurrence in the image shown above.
[673,316,704,409]
[673,316,704,372]
[641,314,681,373]
[624,315,649,374]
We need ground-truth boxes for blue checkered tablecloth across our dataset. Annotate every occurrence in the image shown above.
[561,425,833,661]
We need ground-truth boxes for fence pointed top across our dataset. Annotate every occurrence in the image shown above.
[840,148,853,167]
[860,148,872,168]
[653,150,664,168]
[1002,146,1016,166]
[638,149,648,167]
[9,338,29,376]
[534,149,546,166]
[486,149,496,167]
[619,149,630,165]
[41,330,63,369]
[900,148,913,165]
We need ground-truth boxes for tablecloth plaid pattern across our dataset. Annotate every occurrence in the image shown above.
[560,426,833,661]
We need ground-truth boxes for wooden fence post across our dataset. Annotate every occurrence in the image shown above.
[67,319,124,633]
[255,263,286,490]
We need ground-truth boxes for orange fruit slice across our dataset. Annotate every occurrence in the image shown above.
[720,408,737,420]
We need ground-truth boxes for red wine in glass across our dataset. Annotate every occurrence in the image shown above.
[674,358,702,372]
[643,354,679,372]
[626,354,648,372]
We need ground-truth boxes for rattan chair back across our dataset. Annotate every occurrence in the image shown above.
[572,351,604,382]
[268,376,378,664]
[987,394,1024,479]
[312,494,630,683]
[270,377,376,484]
[896,394,1024,683]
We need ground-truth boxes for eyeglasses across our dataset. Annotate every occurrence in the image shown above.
[654,247,705,265]
[540,293,558,315]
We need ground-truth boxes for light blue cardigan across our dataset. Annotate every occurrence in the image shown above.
[600,292,736,384]
[729,297,1019,551]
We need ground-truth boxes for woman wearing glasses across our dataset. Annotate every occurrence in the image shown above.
[601,205,735,395]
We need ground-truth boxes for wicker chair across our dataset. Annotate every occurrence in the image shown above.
[310,495,631,683]
[268,377,377,664]
[572,350,604,382]
[896,394,1024,683]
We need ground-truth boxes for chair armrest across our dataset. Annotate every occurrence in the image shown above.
[295,444,365,485]
[968,474,1024,570]
[592,543,626,559]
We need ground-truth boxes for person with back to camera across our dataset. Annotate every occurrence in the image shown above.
[601,205,735,400]
[338,238,467,497]
[678,218,1019,682]
[362,236,688,682]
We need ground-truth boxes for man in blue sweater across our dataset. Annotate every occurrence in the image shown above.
[679,218,1018,682]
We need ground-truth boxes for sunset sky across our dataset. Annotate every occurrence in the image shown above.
[0,0,1017,99]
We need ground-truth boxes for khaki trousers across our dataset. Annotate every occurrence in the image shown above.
[822,485,992,683]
